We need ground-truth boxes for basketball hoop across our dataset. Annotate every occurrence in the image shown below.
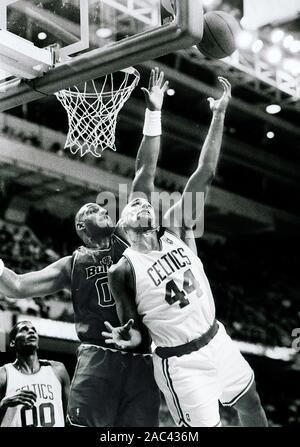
[55,67,140,157]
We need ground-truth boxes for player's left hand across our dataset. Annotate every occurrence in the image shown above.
[102,319,136,350]
[142,67,169,111]
[208,76,231,114]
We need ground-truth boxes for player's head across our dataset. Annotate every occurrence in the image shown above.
[75,203,114,245]
[9,321,39,355]
[119,198,157,235]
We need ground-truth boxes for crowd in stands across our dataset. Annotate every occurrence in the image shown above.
[1,125,42,149]
[1,217,299,347]
[1,119,104,165]
[197,234,300,348]
[0,216,299,427]
[0,221,72,321]
[1,119,300,426]
[0,119,181,193]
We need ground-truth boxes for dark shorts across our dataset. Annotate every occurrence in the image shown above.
[67,344,160,427]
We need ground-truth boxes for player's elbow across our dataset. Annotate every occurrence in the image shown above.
[0,274,23,299]
[198,162,216,183]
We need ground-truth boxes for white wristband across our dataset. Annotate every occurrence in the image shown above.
[0,259,4,278]
[143,109,162,136]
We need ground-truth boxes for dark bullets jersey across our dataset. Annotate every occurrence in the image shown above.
[71,234,151,354]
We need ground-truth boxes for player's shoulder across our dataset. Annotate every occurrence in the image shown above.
[108,257,133,289]
[109,256,130,276]
[160,227,181,242]
[43,359,65,369]
[50,255,72,275]
[72,245,86,256]
[43,360,69,382]
[112,230,130,248]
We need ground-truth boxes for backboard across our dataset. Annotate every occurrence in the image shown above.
[0,0,203,111]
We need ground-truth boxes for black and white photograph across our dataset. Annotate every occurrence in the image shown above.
[0,0,299,433]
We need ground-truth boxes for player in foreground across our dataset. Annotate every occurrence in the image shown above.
[104,77,268,427]
[0,68,169,426]
[0,320,70,427]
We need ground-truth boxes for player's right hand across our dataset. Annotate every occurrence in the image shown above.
[102,319,138,350]
[142,67,169,112]
[1,390,37,409]
[208,76,231,114]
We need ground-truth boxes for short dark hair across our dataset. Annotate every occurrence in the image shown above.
[9,321,33,344]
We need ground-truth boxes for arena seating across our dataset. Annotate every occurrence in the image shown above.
[1,218,298,349]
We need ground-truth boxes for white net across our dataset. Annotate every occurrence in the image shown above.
[55,67,140,157]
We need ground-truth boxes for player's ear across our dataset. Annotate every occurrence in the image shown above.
[10,340,15,349]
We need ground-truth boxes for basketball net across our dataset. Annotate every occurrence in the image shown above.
[55,67,140,157]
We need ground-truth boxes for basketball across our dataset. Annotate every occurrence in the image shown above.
[196,11,240,59]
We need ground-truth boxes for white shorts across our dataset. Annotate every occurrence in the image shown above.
[153,322,254,427]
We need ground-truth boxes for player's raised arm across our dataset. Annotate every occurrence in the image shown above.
[129,67,169,201]
[163,77,231,236]
[103,258,142,350]
[0,256,71,299]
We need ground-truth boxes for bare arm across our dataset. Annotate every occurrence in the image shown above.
[129,67,169,201]
[103,258,142,350]
[163,77,231,236]
[0,256,72,299]
[0,367,37,425]
[51,361,70,418]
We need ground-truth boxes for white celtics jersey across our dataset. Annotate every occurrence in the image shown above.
[123,229,216,347]
[1,362,65,427]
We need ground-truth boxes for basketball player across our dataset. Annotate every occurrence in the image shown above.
[0,68,169,426]
[0,320,70,427]
[104,77,268,427]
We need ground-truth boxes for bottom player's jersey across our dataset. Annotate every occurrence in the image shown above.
[0,362,64,427]
[123,229,216,348]
[71,233,151,354]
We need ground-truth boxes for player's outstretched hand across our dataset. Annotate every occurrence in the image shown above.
[0,390,37,409]
[102,319,140,350]
[142,67,169,111]
[208,76,231,114]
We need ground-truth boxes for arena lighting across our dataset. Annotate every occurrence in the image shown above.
[37,32,47,40]
[252,39,263,53]
[289,40,300,54]
[236,30,254,49]
[202,0,221,9]
[167,88,175,96]
[266,46,283,65]
[270,29,285,44]
[266,104,281,115]
[283,34,294,49]
[96,27,113,39]
[267,131,275,139]
[240,16,256,31]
